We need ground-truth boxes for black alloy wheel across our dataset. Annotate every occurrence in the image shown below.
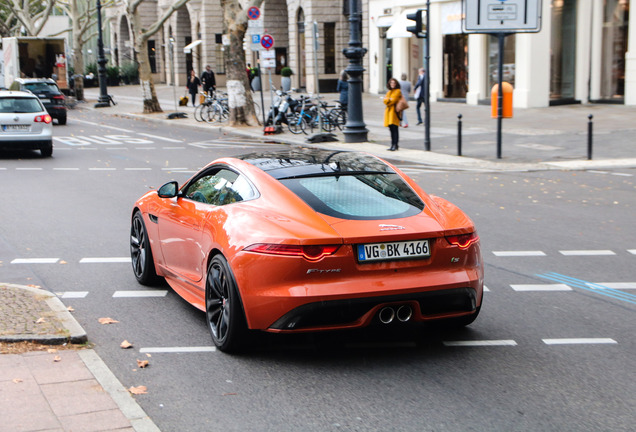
[130,212,159,285]
[205,255,247,352]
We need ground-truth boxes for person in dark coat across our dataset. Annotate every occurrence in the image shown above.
[336,70,349,111]
[413,68,426,125]
[201,65,216,95]
[186,70,201,107]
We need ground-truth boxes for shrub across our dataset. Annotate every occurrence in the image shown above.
[281,67,293,77]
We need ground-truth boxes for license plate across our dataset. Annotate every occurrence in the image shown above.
[2,124,30,131]
[357,240,430,262]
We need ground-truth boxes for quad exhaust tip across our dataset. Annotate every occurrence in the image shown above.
[378,305,412,324]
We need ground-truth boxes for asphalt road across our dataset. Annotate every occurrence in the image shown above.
[1,108,634,431]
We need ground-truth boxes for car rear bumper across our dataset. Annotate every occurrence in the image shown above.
[0,139,53,150]
[44,106,66,118]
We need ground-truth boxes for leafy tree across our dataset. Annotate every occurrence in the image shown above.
[0,0,55,36]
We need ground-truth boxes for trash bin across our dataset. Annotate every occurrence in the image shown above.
[491,82,513,118]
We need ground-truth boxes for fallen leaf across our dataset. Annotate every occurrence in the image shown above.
[129,385,147,395]
[35,317,46,324]
[222,393,238,396]
[59,260,67,264]
[120,340,133,349]
[98,317,119,325]
[67,306,75,312]
[137,359,149,368]
[53,356,62,362]
[47,348,58,354]
[12,378,23,384]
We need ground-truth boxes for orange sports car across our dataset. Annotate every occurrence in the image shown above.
[130,149,483,352]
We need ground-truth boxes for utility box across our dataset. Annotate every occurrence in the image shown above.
[491,82,513,118]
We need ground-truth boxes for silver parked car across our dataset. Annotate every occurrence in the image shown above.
[0,90,53,157]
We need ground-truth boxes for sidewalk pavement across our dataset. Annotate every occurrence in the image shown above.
[0,283,160,432]
[82,83,636,172]
[3,83,636,432]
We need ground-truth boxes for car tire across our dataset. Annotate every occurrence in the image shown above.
[40,141,53,157]
[130,212,160,285]
[205,255,248,353]
[57,114,67,125]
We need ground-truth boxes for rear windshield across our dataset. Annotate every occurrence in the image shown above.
[280,173,424,220]
[0,97,43,113]
[23,82,60,94]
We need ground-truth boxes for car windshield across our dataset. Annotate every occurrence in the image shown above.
[280,173,425,220]
[0,97,43,113]
[23,82,60,94]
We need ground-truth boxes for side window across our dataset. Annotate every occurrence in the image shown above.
[184,169,256,205]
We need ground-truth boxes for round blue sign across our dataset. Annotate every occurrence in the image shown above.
[248,6,260,20]
[261,34,274,49]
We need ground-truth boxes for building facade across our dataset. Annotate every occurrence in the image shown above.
[369,0,634,107]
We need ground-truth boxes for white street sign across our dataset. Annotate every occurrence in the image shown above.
[462,0,542,33]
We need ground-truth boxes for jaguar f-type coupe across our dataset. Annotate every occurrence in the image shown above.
[130,149,483,352]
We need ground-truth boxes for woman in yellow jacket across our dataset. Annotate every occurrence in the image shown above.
[384,78,402,151]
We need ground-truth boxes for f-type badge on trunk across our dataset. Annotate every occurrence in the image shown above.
[379,224,405,231]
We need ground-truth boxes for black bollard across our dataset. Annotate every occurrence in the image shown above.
[587,114,593,160]
[457,114,463,156]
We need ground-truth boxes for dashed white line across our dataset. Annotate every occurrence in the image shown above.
[113,290,168,298]
[53,167,81,171]
[628,250,636,255]
[559,250,616,256]
[443,340,518,347]
[139,347,217,353]
[493,251,546,257]
[483,285,490,292]
[16,167,43,171]
[161,167,189,171]
[80,257,131,263]
[542,338,617,345]
[511,284,572,292]
[124,167,152,171]
[11,258,59,264]
[137,133,183,143]
[57,291,89,299]
[589,282,636,290]
[89,167,116,171]
[164,146,186,150]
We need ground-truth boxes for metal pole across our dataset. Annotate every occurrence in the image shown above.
[342,0,368,142]
[496,33,505,159]
[94,0,111,108]
[457,114,462,156]
[424,0,431,151]
[587,114,593,160]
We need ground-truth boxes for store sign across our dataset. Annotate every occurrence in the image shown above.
[462,0,542,33]
[442,1,463,35]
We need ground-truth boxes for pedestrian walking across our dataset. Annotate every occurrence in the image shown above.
[201,65,216,96]
[383,78,402,151]
[398,73,411,127]
[186,70,201,107]
[413,68,425,125]
[336,70,349,111]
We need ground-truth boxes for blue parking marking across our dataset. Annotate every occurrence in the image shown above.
[538,272,636,305]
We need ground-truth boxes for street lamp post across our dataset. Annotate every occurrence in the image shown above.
[94,0,111,108]
[342,0,368,143]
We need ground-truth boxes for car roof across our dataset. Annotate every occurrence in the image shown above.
[14,78,57,84]
[237,149,395,180]
[0,90,39,98]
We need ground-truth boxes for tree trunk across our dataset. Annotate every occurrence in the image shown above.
[72,41,85,101]
[223,0,258,126]
[132,12,162,113]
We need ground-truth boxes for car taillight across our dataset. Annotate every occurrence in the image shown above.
[53,95,65,101]
[34,114,52,124]
[445,232,479,249]
[244,243,340,261]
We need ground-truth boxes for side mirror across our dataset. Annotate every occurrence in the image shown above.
[157,181,179,198]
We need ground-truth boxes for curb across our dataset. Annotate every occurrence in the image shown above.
[0,283,87,344]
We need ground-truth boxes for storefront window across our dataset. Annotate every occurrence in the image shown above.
[443,34,468,99]
[550,0,577,101]
[600,0,629,100]
[488,35,516,89]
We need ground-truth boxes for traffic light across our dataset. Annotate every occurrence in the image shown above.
[406,9,426,38]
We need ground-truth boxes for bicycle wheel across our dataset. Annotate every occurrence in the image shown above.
[205,103,224,123]
[300,115,316,135]
[330,109,347,131]
[321,112,336,132]
[194,104,205,122]
[288,113,306,134]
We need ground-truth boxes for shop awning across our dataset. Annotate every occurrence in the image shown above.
[183,40,202,54]
[374,15,394,28]
[386,9,419,39]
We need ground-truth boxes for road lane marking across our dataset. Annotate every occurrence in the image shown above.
[11,258,59,264]
[72,118,135,132]
[589,282,636,290]
[139,347,217,353]
[89,167,116,171]
[137,133,183,142]
[483,285,490,292]
[80,257,131,263]
[57,291,89,299]
[164,146,186,150]
[628,250,636,255]
[511,284,572,292]
[113,290,168,298]
[53,167,81,171]
[538,273,636,305]
[559,250,616,256]
[542,338,617,345]
[16,167,43,171]
[125,167,152,171]
[443,340,517,347]
[493,251,546,257]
